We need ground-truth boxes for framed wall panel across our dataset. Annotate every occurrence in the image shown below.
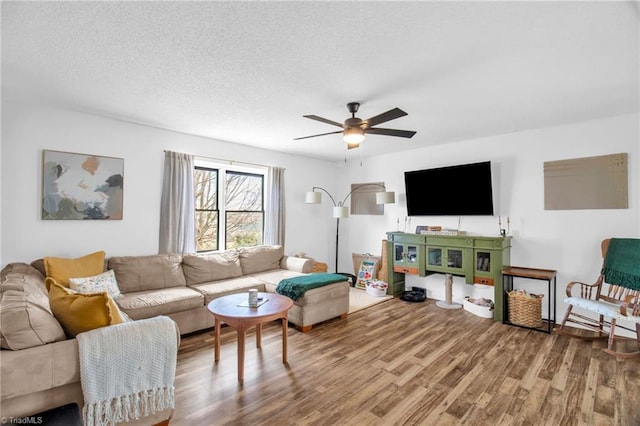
[351,182,385,215]
[544,153,627,210]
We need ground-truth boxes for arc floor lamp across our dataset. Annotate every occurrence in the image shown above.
[305,183,395,273]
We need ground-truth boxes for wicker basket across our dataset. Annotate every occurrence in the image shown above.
[508,291,543,328]
[312,261,328,273]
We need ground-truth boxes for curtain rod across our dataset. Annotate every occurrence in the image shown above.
[163,150,284,170]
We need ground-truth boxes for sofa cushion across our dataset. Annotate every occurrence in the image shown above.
[251,269,308,283]
[182,251,242,285]
[108,254,186,293]
[116,287,204,320]
[249,269,308,291]
[68,269,121,300]
[189,276,266,304]
[0,263,66,350]
[43,251,106,288]
[28,259,47,277]
[48,280,124,338]
[1,262,47,284]
[238,245,284,275]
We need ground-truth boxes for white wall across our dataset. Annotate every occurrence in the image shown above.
[0,102,339,264]
[339,113,639,324]
[2,103,639,330]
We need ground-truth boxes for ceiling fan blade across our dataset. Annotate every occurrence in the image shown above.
[293,130,343,141]
[303,115,344,128]
[365,108,407,127]
[366,127,417,138]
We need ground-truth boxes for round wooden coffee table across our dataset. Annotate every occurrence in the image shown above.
[207,292,293,384]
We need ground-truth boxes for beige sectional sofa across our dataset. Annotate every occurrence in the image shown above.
[0,245,349,423]
[106,245,349,334]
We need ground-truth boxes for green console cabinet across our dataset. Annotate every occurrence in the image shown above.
[385,232,511,321]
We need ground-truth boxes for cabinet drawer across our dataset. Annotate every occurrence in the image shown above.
[392,234,426,244]
[427,236,473,247]
[394,266,420,275]
[474,276,494,285]
[475,239,510,249]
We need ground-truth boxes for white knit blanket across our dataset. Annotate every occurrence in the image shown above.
[77,315,179,426]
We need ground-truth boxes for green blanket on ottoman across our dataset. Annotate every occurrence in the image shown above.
[276,273,347,301]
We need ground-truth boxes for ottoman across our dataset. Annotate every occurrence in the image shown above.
[286,280,350,332]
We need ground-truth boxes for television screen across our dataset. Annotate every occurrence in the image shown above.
[404,161,494,216]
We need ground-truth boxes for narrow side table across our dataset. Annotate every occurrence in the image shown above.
[502,266,557,334]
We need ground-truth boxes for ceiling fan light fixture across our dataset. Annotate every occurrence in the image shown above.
[294,102,415,144]
[343,127,365,145]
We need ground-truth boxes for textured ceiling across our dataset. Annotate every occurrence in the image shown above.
[2,1,638,162]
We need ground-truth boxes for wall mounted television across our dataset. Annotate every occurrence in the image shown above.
[404,161,494,216]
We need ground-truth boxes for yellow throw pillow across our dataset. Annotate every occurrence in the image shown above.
[44,251,106,289]
[48,279,124,337]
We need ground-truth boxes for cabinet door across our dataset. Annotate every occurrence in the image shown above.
[427,247,442,267]
[394,244,405,263]
[474,250,495,285]
[446,248,464,269]
[427,247,468,275]
[406,245,418,265]
[393,243,420,274]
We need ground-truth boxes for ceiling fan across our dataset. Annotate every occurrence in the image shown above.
[294,102,417,149]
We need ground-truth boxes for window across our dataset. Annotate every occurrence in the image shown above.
[194,162,265,252]
[194,167,219,251]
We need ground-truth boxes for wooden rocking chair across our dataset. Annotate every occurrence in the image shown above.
[558,238,640,359]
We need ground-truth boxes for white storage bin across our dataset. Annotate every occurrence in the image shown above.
[463,297,494,319]
[365,280,388,297]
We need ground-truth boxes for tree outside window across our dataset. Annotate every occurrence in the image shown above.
[194,166,264,252]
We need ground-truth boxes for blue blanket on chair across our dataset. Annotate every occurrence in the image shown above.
[602,238,640,291]
[276,273,347,301]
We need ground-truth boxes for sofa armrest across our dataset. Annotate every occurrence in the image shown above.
[280,256,313,273]
[1,339,80,403]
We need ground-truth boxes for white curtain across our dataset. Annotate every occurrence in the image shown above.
[159,151,196,254]
[264,166,285,246]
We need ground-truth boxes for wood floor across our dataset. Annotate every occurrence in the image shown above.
[171,297,640,426]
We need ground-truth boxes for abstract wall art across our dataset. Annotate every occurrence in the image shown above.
[42,150,124,220]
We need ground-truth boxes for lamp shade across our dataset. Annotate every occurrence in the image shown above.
[376,191,396,204]
[333,206,348,218]
[305,191,321,204]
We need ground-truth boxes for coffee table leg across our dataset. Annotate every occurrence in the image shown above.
[282,316,288,364]
[237,329,245,384]
[214,317,221,363]
[256,323,262,349]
